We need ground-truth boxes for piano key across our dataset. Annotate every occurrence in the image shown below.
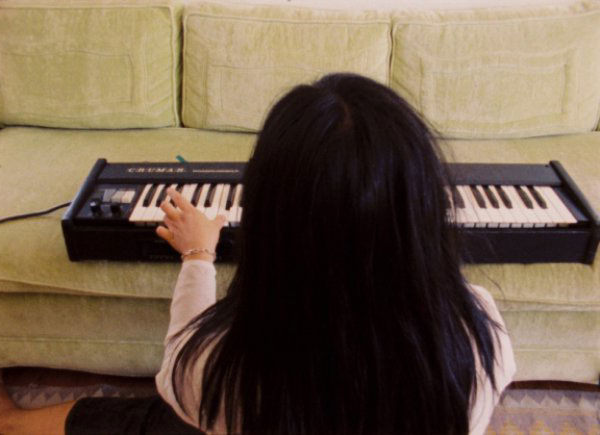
[461,185,491,227]
[228,184,243,226]
[217,184,231,219]
[490,186,515,227]
[195,184,211,213]
[530,186,562,226]
[142,184,158,207]
[129,184,152,222]
[537,186,577,226]
[191,184,203,206]
[527,186,547,209]
[516,186,533,209]
[470,185,487,208]
[523,185,556,227]
[503,186,535,227]
[482,185,500,209]
[143,183,167,222]
[204,184,224,219]
[154,185,168,206]
[181,184,195,203]
[518,186,547,227]
[455,186,478,227]
[496,186,512,209]
[474,185,502,227]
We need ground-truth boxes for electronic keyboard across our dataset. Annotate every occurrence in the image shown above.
[62,159,599,264]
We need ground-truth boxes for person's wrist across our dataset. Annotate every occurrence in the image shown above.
[180,247,217,263]
[182,252,215,263]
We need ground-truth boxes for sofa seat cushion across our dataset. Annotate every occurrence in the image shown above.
[0,128,599,310]
[442,132,600,310]
[0,0,181,129]
[0,127,253,299]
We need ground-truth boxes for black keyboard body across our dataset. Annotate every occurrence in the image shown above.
[62,159,599,264]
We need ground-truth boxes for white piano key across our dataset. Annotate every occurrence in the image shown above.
[141,183,166,222]
[531,186,563,226]
[503,186,536,228]
[204,184,224,220]
[129,184,152,222]
[490,186,514,228]
[525,186,555,228]
[455,186,477,227]
[474,185,502,228]
[182,184,195,203]
[228,184,243,225]
[217,184,231,219]
[519,185,546,228]
[195,184,211,213]
[537,186,577,226]
[461,185,491,228]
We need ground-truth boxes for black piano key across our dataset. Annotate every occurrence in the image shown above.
[225,184,235,210]
[496,186,512,209]
[527,186,547,209]
[516,186,533,209]
[205,185,216,208]
[470,186,487,208]
[483,185,499,208]
[171,183,185,206]
[142,184,158,207]
[155,185,168,206]
[452,187,465,209]
[191,184,202,206]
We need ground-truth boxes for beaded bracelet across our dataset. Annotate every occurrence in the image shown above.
[181,248,216,261]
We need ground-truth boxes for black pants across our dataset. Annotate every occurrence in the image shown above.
[65,395,203,435]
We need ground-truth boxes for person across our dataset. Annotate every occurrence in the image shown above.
[0,73,515,434]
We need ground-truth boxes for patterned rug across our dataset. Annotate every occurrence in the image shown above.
[5,381,600,434]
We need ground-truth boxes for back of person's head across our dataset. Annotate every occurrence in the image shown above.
[174,73,500,435]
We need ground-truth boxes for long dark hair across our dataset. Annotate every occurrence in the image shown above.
[172,73,500,434]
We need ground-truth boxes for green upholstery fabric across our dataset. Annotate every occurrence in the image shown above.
[0,127,251,299]
[0,294,597,381]
[0,292,168,376]
[0,128,599,382]
[1,127,597,308]
[391,1,600,139]
[0,0,181,129]
[182,1,391,131]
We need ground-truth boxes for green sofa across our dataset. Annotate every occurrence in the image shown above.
[0,0,598,385]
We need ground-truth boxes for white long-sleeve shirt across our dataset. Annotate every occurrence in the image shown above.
[156,260,516,434]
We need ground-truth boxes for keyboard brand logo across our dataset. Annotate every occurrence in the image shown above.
[127,167,186,174]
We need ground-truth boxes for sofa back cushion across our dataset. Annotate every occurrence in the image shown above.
[182,2,391,131]
[391,1,600,139]
[0,0,180,129]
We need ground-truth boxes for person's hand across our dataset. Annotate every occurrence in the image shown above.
[156,188,226,262]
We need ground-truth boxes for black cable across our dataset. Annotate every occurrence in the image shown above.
[0,202,72,224]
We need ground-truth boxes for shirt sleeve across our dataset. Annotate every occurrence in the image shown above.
[468,284,517,435]
[155,259,218,428]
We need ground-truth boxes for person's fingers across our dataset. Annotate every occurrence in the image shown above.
[155,225,173,242]
[167,187,194,212]
[160,199,181,220]
[164,216,180,233]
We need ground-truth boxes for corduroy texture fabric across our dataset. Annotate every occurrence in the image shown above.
[390,1,600,139]
[0,0,181,129]
[181,1,391,131]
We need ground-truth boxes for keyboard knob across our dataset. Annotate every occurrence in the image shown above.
[90,199,102,216]
[110,203,122,215]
